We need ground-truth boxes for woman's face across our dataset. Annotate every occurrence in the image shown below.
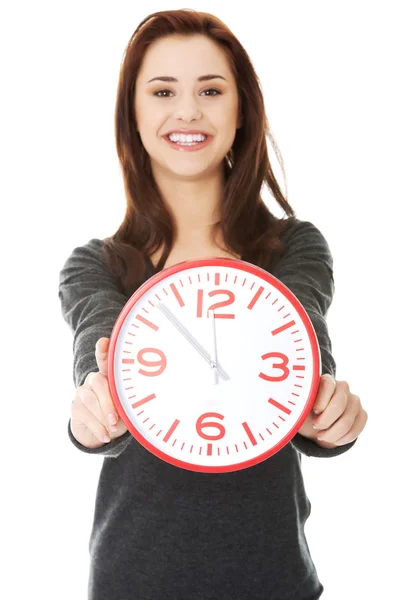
[134,34,242,180]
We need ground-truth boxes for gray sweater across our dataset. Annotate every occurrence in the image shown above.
[58,218,357,600]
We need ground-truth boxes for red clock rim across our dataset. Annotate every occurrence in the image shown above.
[108,257,321,473]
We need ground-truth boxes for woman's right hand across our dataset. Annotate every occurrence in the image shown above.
[71,337,128,449]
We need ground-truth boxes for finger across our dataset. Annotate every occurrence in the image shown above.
[71,398,111,444]
[95,337,110,377]
[88,371,120,432]
[312,373,337,415]
[79,374,118,434]
[314,398,358,443]
[319,407,367,446]
[313,381,349,430]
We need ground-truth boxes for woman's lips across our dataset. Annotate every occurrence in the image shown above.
[162,135,213,152]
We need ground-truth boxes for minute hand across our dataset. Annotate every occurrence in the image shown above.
[156,302,229,381]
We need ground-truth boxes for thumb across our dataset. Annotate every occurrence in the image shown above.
[95,337,110,377]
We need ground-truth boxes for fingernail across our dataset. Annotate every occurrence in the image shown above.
[103,434,111,443]
[313,409,321,415]
[108,413,117,432]
[108,413,117,425]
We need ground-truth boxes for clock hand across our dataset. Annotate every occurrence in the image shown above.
[210,309,218,385]
[156,302,229,381]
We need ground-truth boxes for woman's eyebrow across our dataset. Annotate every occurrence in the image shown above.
[146,74,227,83]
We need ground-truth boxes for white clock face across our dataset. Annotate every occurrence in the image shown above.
[108,258,321,472]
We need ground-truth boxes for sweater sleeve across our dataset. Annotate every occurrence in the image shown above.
[272,219,358,458]
[58,238,134,458]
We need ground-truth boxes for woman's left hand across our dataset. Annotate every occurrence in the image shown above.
[298,374,368,447]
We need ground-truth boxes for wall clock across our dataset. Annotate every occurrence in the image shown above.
[108,258,321,473]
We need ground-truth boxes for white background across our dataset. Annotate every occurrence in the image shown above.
[1,1,398,598]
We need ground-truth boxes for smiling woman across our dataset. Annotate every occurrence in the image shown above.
[58,7,361,600]
[103,12,297,294]
[131,34,247,264]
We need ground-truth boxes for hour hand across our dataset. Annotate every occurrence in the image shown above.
[156,302,229,381]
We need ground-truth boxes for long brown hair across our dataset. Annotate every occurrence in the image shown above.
[103,8,297,297]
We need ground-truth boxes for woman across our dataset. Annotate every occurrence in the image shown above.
[58,9,368,599]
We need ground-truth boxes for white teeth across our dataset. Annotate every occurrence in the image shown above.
[168,133,207,143]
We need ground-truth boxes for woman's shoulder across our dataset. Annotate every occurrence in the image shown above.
[280,216,328,241]
[279,217,332,258]
[59,237,117,290]
[60,237,106,268]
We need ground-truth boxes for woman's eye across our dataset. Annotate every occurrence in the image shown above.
[153,88,221,98]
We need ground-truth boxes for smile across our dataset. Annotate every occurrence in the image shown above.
[162,134,213,152]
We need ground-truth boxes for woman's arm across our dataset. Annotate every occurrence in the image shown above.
[59,238,136,458]
[272,218,358,458]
